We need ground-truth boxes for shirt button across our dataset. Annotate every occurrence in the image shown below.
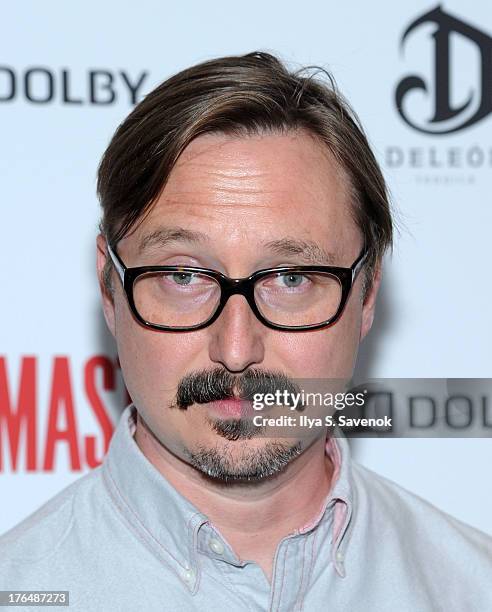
[209,538,224,555]
[336,551,344,562]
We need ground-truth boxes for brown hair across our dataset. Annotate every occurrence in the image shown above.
[97,51,393,298]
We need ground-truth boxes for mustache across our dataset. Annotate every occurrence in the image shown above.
[174,367,301,409]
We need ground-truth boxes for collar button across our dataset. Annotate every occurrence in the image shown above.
[182,567,195,585]
[209,538,224,555]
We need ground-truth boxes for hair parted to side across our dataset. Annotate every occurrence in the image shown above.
[97,50,393,300]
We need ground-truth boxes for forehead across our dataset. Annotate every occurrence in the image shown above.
[125,130,360,258]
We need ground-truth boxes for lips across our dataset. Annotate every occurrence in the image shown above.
[206,398,255,419]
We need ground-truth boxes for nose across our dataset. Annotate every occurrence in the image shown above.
[207,294,265,373]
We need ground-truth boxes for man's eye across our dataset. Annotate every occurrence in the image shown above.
[171,272,195,285]
[278,273,308,288]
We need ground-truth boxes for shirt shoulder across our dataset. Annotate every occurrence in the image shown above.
[350,460,492,582]
[0,469,101,567]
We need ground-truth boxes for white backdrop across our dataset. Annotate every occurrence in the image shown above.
[1,1,491,535]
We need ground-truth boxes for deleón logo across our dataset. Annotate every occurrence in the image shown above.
[395,5,492,135]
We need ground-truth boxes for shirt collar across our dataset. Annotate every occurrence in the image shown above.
[102,405,206,592]
[102,405,355,587]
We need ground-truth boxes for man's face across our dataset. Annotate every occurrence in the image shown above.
[97,130,380,480]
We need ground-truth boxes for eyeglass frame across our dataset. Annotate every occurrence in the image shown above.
[106,241,369,332]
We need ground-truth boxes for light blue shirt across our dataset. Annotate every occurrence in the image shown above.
[1,405,491,611]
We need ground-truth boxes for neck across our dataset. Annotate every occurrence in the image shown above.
[134,415,334,582]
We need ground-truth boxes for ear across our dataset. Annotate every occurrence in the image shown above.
[96,234,116,337]
[360,262,382,341]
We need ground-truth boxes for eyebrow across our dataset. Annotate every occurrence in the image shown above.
[138,226,337,266]
[263,238,338,266]
[138,226,209,254]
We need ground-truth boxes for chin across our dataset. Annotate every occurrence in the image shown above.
[182,433,304,484]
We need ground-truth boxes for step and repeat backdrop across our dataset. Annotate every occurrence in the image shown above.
[1,1,491,535]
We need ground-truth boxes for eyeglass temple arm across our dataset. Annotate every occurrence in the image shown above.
[106,242,125,282]
[351,247,368,282]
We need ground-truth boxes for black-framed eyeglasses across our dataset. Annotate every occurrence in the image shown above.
[106,241,368,332]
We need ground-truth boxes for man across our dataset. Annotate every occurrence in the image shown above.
[1,51,491,611]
